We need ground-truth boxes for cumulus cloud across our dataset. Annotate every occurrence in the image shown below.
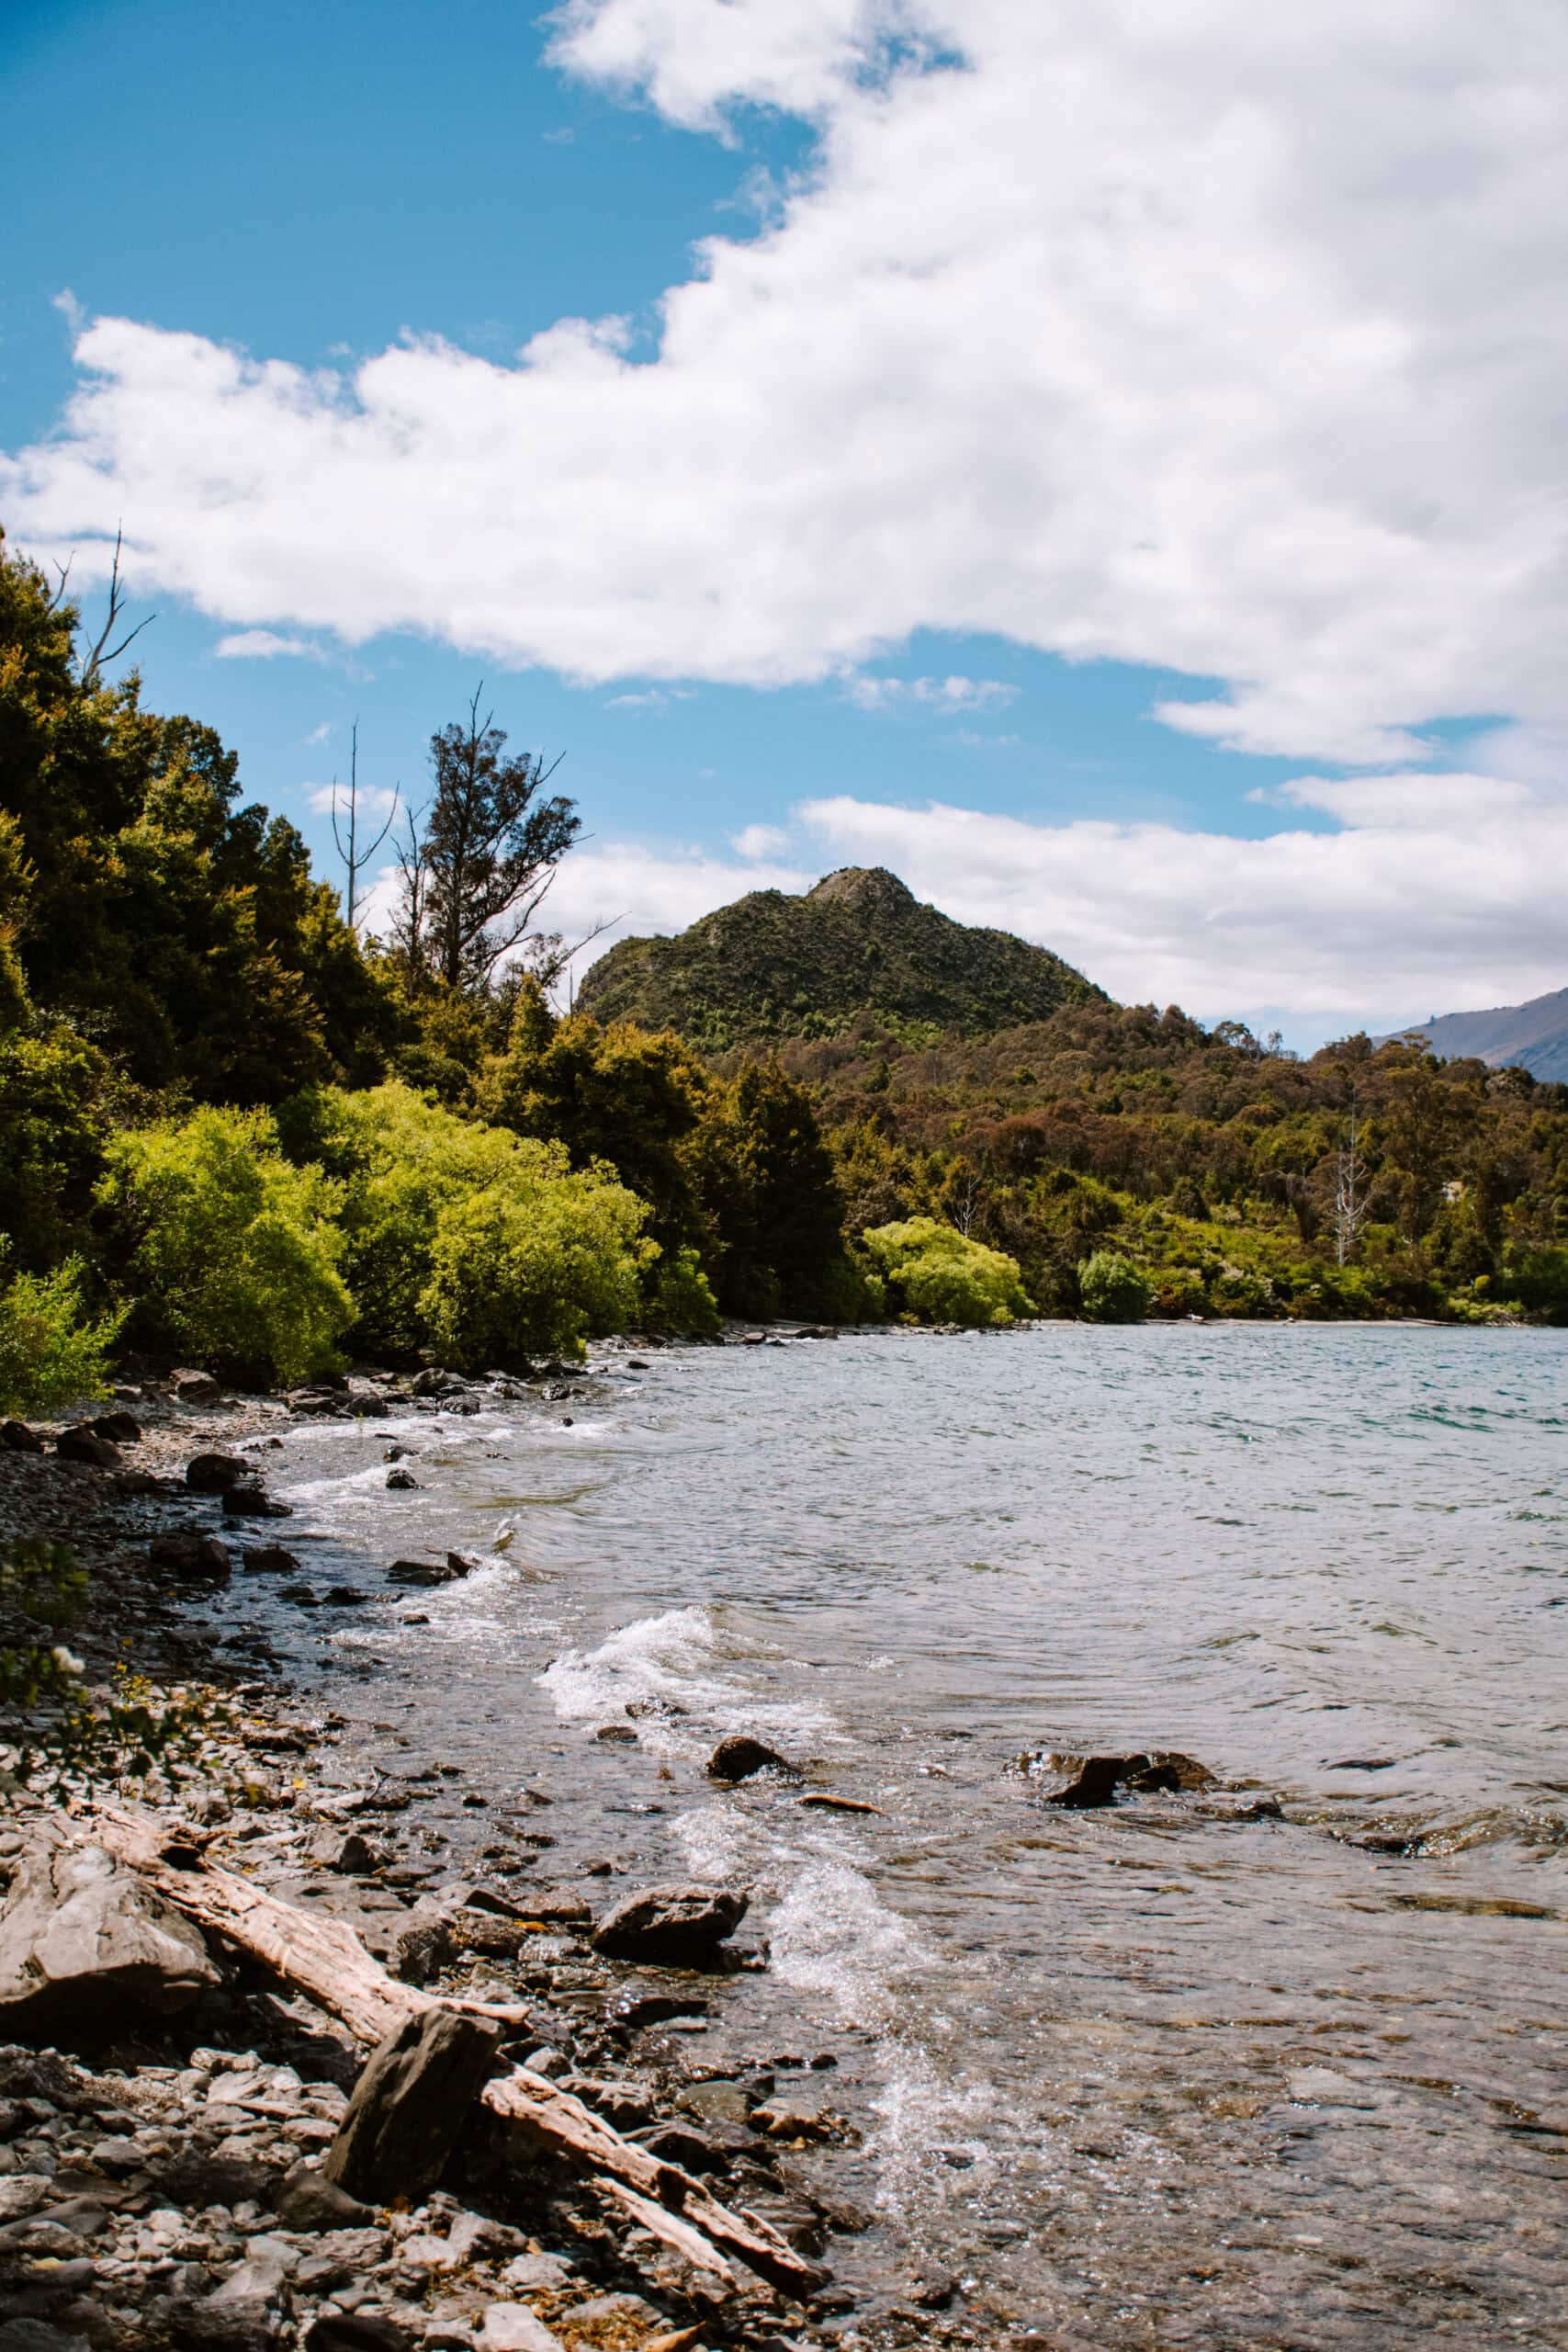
[307,781,400,820]
[214,630,326,661]
[844,674,1016,715]
[4,1,1568,764]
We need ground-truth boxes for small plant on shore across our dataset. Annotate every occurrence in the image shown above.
[861,1216,1034,1327]
[0,1254,123,1416]
[1077,1248,1156,1323]
[0,1540,229,1793]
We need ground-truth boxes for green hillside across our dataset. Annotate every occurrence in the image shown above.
[576,866,1107,1050]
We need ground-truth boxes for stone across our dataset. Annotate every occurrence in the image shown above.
[410,1369,456,1398]
[324,2009,502,2204]
[386,1468,421,1491]
[1017,1747,1218,1807]
[0,2175,52,2219]
[54,1425,119,1467]
[591,1883,749,1965]
[279,1585,321,1608]
[242,1547,299,1576]
[0,1420,44,1453]
[706,1735,797,1783]
[186,1453,250,1494]
[0,1841,220,2033]
[151,1532,232,1582]
[386,1561,460,1588]
[173,1368,223,1403]
[223,1487,292,1519]
[306,2316,420,2352]
[444,2210,527,2263]
[90,1411,141,1443]
[273,2163,377,2233]
[478,2312,562,2352]
[495,2253,574,2293]
[310,1832,378,1876]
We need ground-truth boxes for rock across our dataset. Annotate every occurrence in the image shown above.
[0,1420,44,1453]
[386,1468,421,1491]
[410,1369,456,1398]
[55,1424,119,1467]
[591,1883,749,1965]
[0,1841,220,2033]
[593,1724,637,1746]
[151,1532,232,1582]
[446,1554,477,1577]
[384,1443,417,1463]
[324,1587,370,1607]
[90,1410,141,1443]
[479,2312,562,2352]
[242,1546,299,1576]
[513,1889,592,1929]
[279,1584,321,1607]
[172,1369,223,1403]
[186,1453,250,1493]
[1012,1747,1219,1807]
[0,2175,53,2220]
[386,1560,460,1588]
[223,1486,292,1519]
[324,2008,502,2204]
[305,2315,420,2352]
[707,1735,797,1783]
[310,1831,379,1875]
[273,2160,376,2232]
[906,2264,959,2309]
[445,2211,528,2263]
[495,2253,575,2294]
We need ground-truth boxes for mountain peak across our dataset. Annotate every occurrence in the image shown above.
[577,868,1106,1052]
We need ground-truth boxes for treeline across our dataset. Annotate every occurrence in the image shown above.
[761,1003,1568,1322]
[5,522,1566,1413]
[0,532,864,1408]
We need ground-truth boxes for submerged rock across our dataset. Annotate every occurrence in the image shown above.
[151,1532,232,1582]
[243,1545,300,1576]
[1014,1748,1219,1807]
[707,1735,798,1783]
[386,1560,460,1588]
[591,1883,749,1964]
[223,1486,293,1519]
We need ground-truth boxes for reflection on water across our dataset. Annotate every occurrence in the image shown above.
[232,1325,1566,2346]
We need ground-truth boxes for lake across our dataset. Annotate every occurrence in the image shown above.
[254,1323,1568,2347]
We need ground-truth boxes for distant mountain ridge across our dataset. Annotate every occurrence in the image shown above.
[1383,984,1568,1083]
[576,866,1107,1051]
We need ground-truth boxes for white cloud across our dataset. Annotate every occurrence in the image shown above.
[953,729,1020,751]
[729,820,791,857]
[605,685,697,710]
[845,674,1017,715]
[304,720,335,745]
[4,3,1568,763]
[307,781,400,820]
[213,629,326,661]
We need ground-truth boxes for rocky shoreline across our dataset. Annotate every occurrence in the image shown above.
[0,1351,994,2352]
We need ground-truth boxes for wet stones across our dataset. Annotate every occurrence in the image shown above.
[242,1545,299,1576]
[55,1423,121,1468]
[186,1453,250,1494]
[706,1736,798,1783]
[385,1468,420,1491]
[1014,1748,1219,1807]
[591,1883,749,1965]
[223,1485,293,1520]
[151,1532,232,1582]
[0,1419,44,1453]
[385,1560,460,1589]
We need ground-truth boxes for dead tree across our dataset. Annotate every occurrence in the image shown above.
[328,721,396,932]
[73,528,155,685]
[1334,1107,1370,1265]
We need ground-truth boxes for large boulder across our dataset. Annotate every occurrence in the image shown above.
[171,1368,222,1404]
[0,1841,220,2035]
[186,1453,249,1493]
[591,1883,749,1965]
[55,1425,120,1468]
[150,1532,231,1582]
[706,1734,798,1783]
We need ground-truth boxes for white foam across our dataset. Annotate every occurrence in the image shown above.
[538,1606,830,1753]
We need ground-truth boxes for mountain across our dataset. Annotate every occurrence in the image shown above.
[1382,984,1568,1084]
[576,866,1107,1051]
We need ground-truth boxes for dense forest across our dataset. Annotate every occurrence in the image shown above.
[2,524,1566,1421]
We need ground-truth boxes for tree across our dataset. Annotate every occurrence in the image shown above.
[327,720,395,932]
[1333,1106,1370,1265]
[397,689,579,990]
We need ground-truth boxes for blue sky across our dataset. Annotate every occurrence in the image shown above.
[4,0,1565,1044]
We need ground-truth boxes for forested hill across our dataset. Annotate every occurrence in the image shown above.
[576,866,1106,1051]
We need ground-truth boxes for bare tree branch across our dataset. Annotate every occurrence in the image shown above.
[80,527,155,685]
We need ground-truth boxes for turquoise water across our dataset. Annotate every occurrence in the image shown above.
[253,1324,1568,2346]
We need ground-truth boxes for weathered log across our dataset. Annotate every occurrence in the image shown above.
[325,2006,502,2202]
[81,1806,823,2297]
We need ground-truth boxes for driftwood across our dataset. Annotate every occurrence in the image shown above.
[81,1805,823,2298]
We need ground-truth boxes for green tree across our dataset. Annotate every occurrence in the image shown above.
[1077,1248,1155,1323]
[862,1217,1033,1326]
[691,1060,852,1318]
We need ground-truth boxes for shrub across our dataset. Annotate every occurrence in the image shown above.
[642,1245,722,1338]
[419,1161,652,1365]
[1077,1248,1155,1323]
[1499,1242,1568,1322]
[0,1257,123,1416]
[862,1217,1033,1327]
[100,1107,352,1385]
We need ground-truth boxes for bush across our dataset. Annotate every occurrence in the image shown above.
[862,1216,1033,1327]
[642,1245,722,1338]
[100,1108,352,1385]
[419,1161,652,1366]
[1077,1248,1155,1323]
[0,1258,123,1416]
[1499,1242,1568,1322]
